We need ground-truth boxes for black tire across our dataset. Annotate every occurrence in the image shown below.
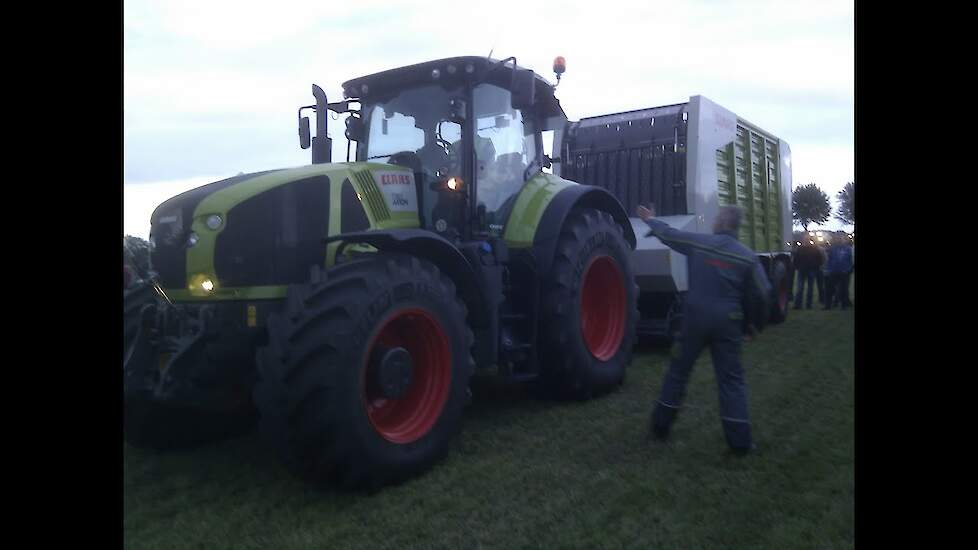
[768,260,790,324]
[538,208,639,400]
[254,254,473,490]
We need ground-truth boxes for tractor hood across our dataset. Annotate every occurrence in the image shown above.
[149,162,418,301]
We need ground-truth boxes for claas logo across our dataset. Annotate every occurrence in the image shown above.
[380,174,412,185]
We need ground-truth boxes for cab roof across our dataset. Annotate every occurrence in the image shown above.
[342,56,565,119]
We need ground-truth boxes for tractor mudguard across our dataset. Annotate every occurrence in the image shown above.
[324,229,490,329]
[531,185,637,276]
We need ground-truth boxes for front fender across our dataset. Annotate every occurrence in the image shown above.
[324,229,488,328]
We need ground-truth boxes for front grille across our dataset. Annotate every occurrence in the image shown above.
[148,171,280,290]
[214,176,331,287]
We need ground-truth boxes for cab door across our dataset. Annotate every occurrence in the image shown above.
[472,83,538,237]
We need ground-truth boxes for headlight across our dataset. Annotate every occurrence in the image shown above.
[186,232,199,247]
[189,273,216,294]
[205,214,223,230]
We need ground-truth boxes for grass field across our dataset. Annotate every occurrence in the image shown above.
[124,304,854,549]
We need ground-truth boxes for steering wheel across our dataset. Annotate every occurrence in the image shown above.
[387,151,424,174]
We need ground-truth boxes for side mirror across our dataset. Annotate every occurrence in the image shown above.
[299,116,311,149]
[345,116,366,141]
[511,69,536,110]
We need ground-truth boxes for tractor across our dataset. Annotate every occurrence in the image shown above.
[123,56,639,489]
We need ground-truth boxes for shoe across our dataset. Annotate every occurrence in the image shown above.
[647,413,671,442]
[650,425,670,441]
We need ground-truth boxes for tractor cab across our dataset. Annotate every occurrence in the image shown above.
[301,56,567,241]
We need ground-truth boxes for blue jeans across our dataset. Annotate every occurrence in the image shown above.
[652,306,752,450]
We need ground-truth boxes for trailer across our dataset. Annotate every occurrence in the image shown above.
[554,95,794,336]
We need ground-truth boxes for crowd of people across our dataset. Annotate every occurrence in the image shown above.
[791,233,854,310]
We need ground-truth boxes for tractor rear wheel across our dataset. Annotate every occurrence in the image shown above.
[768,260,790,324]
[254,254,473,490]
[538,209,639,400]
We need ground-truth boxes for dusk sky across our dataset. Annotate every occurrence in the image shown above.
[124,0,854,238]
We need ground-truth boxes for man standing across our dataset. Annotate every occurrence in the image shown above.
[792,241,823,309]
[816,242,829,307]
[824,234,854,309]
[638,204,771,455]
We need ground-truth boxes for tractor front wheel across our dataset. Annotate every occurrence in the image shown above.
[254,254,473,490]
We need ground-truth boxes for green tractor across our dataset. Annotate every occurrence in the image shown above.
[124,56,638,489]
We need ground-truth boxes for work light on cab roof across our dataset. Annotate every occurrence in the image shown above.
[553,56,566,82]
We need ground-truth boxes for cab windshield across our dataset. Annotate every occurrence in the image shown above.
[361,85,463,182]
[360,85,464,231]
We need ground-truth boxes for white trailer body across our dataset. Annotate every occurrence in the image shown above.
[556,95,794,334]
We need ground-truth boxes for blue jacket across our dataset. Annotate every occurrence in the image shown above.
[825,243,853,274]
[644,218,771,328]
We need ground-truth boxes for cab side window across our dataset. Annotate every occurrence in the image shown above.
[473,84,537,224]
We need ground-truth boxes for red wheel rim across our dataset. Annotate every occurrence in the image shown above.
[362,308,452,444]
[580,255,627,361]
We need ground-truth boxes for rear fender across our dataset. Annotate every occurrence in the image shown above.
[531,185,637,275]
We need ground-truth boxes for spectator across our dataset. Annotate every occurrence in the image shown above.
[816,243,828,307]
[792,241,823,309]
[824,234,854,310]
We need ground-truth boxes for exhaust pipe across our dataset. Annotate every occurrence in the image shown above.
[311,84,332,164]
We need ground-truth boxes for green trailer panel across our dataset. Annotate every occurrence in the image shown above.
[716,122,783,252]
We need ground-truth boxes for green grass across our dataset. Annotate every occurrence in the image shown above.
[124,306,854,550]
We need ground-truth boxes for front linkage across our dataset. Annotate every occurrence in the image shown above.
[123,283,262,448]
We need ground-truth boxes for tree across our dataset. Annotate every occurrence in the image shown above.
[792,183,832,231]
[836,181,854,226]
[124,235,151,279]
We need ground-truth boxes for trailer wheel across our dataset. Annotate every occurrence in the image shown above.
[538,209,639,400]
[254,254,473,490]
[768,260,790,324]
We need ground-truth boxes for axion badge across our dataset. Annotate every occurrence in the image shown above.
[372,170,417,213]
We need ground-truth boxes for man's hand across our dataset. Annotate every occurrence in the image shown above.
[637,204,656,221]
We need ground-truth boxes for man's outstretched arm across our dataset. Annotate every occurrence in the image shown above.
[636,204,710,256]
